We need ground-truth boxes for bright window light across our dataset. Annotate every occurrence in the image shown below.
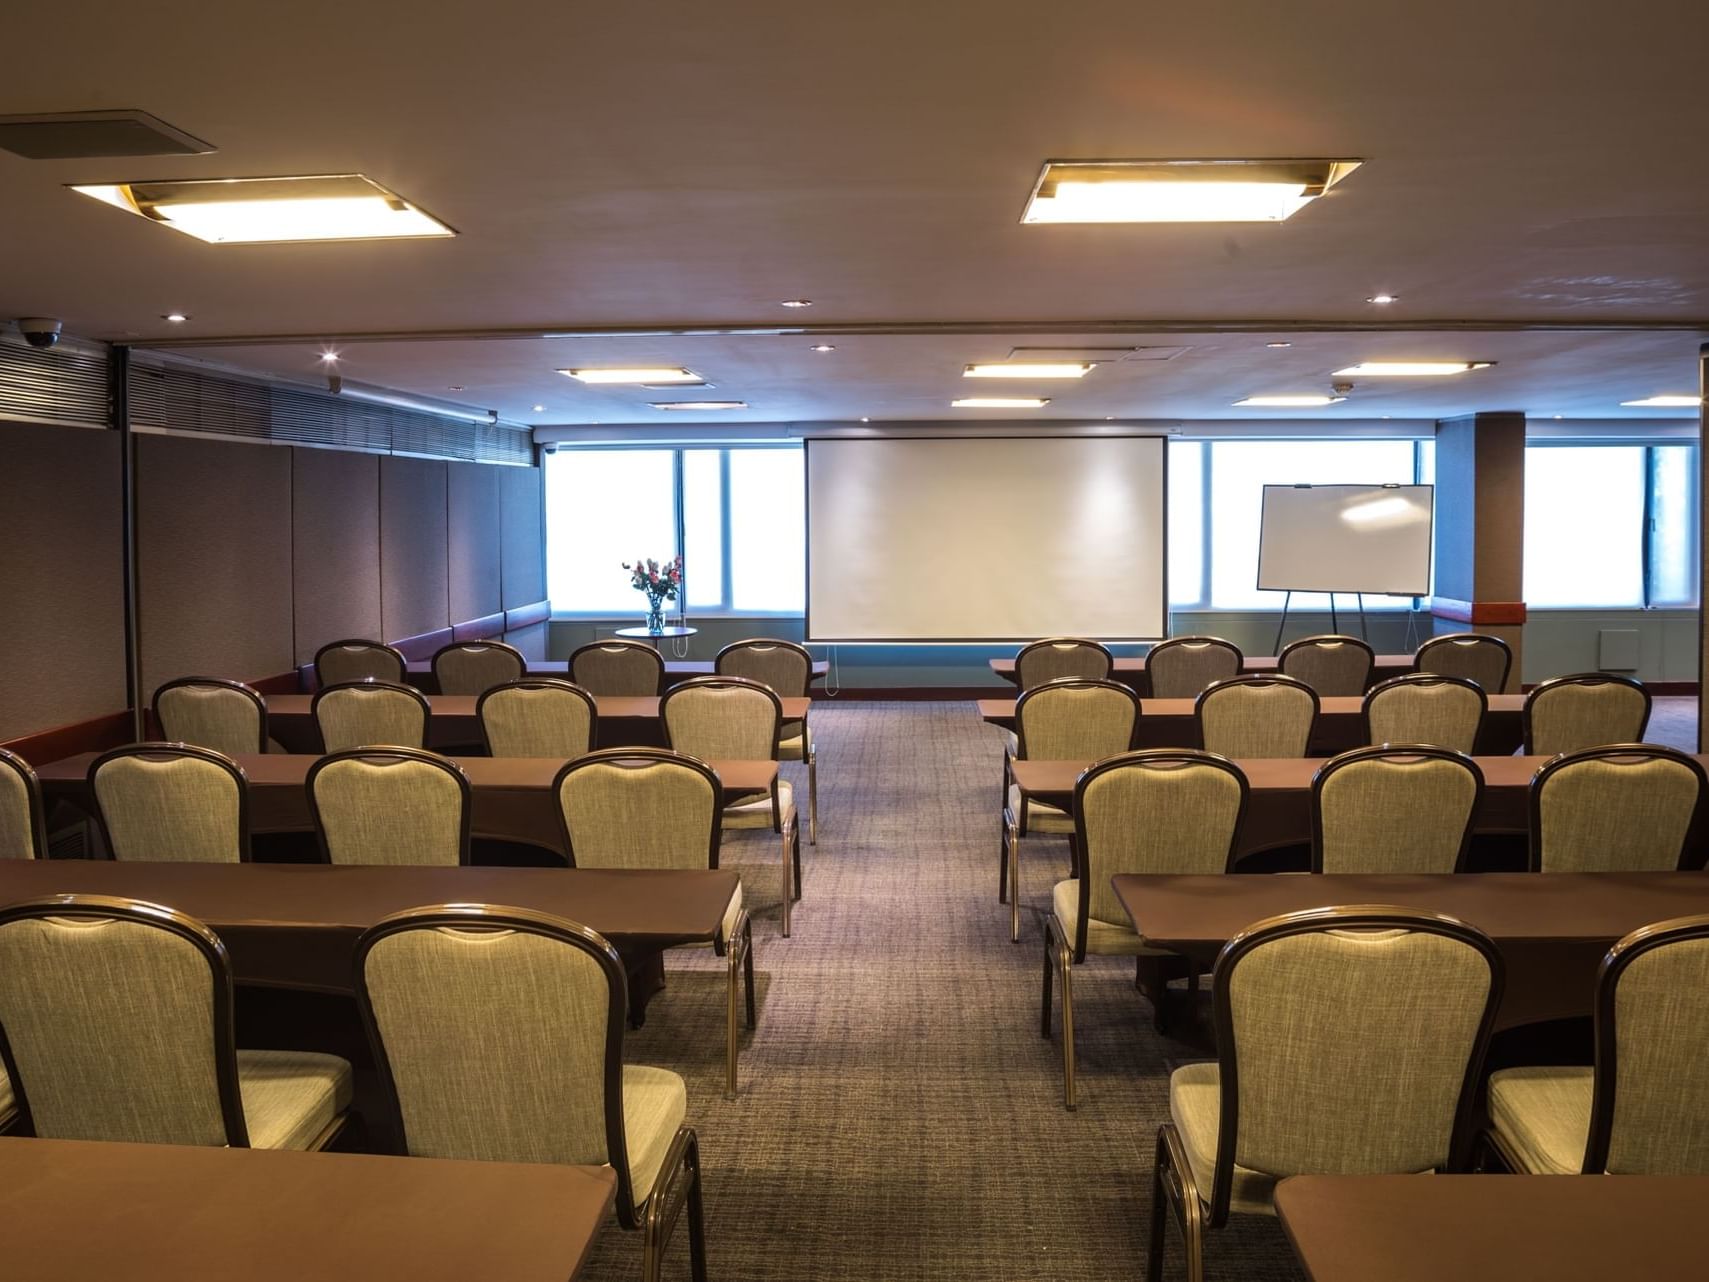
[729,450,805,611]
[1022,159,1360,224]
[560,368,701,384]
[963,363,1092,379]
[545,450,677,612]
[1233,395,1346,407]
[1621,395,1700,408]
[69,174,453,244]
[1525,447,1646,607]
[952,397,1050,409]
[1332,362,1494,377]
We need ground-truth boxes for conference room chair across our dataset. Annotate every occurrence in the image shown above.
[1002,678,1140,943]
[1486,913,1709,1176]
[1014,637,1114,689]
[555,747,753,1097]
[0,748,47,859]
[1523,672,1652,756]
[1195,675,1319,759]
[311,679,431,753]
[1361,673,1486,754]
[1150,907,1503,1282]
[661,676,803,936]
[477,678,598,757]
[570,640,666,697]
[354,905,707,1282]
[306,747,471,866]
[1277,634,1376,696]
[1528,745,1706,873]
[716,638,820,845]
[1041,751,1248,1109]
[1413,631,1514,694]
[152,677,268,756]
[314,637,407,688]
[1310,746,1484,874]
[88,743,250,863]
[1145,636,1243,699]
[0,896,352,1151]
[431,639,527,696]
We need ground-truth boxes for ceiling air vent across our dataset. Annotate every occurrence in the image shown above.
[0,110,215,159]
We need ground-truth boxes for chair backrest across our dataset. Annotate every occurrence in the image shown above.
[1196,676,1319,759]
[660,676,782,762]
[1311,747,1484,874]
[1014,638,1113,690]
[1524,673,1652,756]
[1362,674,1486,755]
[1278,634,1376,696]
[554,749,721,871]
[432,641,526,697]
[311,680,430,753]
[1070,751,1248,953]
[1414,632,1513,693]
[1145,636,1243,699]
[1014,679,1140,761]
[1583,915,1709,1174]
[354,905,642,1218]
[477,679,598,758]
[88,744,249,864]
[569,641,665,697]
[1529,745,1705,873]
[1205,907,1502,1221]
[0,895,247,1146]
[715,638,813,698]
[307,748,471,866]
[152,678,267,756]
[314,638,407,688]
[0,748,46,860]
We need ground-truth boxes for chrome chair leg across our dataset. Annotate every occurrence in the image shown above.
[779,816,796,937]
[1006,812,1022,941]
[807,746,818,845]
[642,1127,704,1282]
[723,908,751,1098]
[1058,933,1077,1110]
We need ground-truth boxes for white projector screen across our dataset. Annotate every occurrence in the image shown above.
[1257,484,1434,596]
[806,435,1167,642]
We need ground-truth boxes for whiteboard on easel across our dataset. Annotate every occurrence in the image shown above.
[1257,484,1434,596]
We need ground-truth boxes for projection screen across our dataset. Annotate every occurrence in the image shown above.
[805,435,1167,642]
[1257,483,1434,596]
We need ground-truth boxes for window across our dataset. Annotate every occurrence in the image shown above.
[1523,446,1647,608]
[1167,441,1205,607]
[544,449,677,613]
[1648,445,1699,607]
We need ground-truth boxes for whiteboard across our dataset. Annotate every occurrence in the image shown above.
[1257,484,1433,596]
[806,436,1167,641]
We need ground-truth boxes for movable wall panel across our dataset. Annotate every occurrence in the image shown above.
[448,462,502,623]
[136,433,294,696]
[292,447,382,663]
[500,465,546,657]
[0,424,126,741]
[380,455,449,641]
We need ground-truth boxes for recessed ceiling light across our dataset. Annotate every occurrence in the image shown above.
[860,416,870,422]
[1620,395,1700,408]
[809,344,836,353]
[1553,415,1563,420]
[1233,394,1346,407]
[70,174,454,244]
[161,312,189,323]
[963,362,1092,379]
[651,400,747,411]
[532,404,546,412]
[951,397,1051,409]
[1366,293,1398,305]
[1022,158,1361,224]
[780,299,813,308]
[1265,341,1292,349]
[1333,362,1493,377]
[447,385,464,391]
[560,367,701,385]
[319,350,340,363]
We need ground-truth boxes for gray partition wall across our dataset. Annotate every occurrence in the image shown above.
[380,456,451,642]
[500,462,547,655]
[292,448,383,664]
[448,461,503,623]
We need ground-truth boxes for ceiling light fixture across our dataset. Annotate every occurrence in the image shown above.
[560,367,702,385]
[1620,395,1700,408]
[161,312,189,323]
[651,400,747,411]
[780,299,813,308]
[963,362,1092,379]
[1367,293,1398,305]
[1265,341,1292,349]
[951,397,1051,409]
[70,174,454,244]
[319,350,340,363]
[532,404,546,412]
[809,343,836,352]
[1021,158,1360,224]
[1233,394,1346,407]
[1332,361,1494,377]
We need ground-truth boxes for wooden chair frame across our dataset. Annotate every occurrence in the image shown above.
[1193,675,1321,757]
[1278,633,1377,696]
[1413,631,1513,693]
[1360,672,1487,753]
[1144,636,1245,699]
[310,680,432,754]
[430,639,527,695]
[569,641,667,697]
[313,638,407,688]
[715,639,820,845]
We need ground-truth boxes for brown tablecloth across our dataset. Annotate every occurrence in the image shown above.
[403,657,829,693]
[989,653,1415,693]
[0,1137,616,1282]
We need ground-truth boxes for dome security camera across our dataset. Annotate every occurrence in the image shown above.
[1331,379,1355,395]
[17,318,63,350]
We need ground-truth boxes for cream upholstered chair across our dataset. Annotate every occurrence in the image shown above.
[716,639,819,845]
[0,895,352,1150]
[153,677,268,756]
[1487,914,1709,1176]
[1414,631,1513,694]
[1042,751,1247,1108]
[1528,745,1705,873]
[0,749,46,860]
[1002,678,1140,943]
[314,638,407,688]
[570,640,666,697]
[1278,634,1375,696]
[1014,637,1114,689]
[311,680,430,753]
[431,640,526,696]
[1524,673,1652,756]
[354,905,707,1282]
[478,679,598,758]
[1195,675,1319,759]
[1146,637,1243,699]
[307,748,471,866]
[661,677,802,936]
[1150,907,1502,1282]
[1310,746,1483,874]
[88,744,249,863]
[556,748,753,1097]
[1362,673,1486,754]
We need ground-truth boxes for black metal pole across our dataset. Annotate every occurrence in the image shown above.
[113,345,143,740]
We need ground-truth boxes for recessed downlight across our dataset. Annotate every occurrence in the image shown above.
[319,350,340,363]
[963,362,1092,379]
[532,404,546,412]
[1333,361,1493,377]
[1265,341,1292,349]
[1233,394,1346,407]
[1021,158,1361,224]
[560,367,701,385]
[1621,395,1699,408]
[952,397,1051,409]
[1367,293,1399,305]
[70,174,453,244]
[780,299,813,308]
[161,312,189,323]
[809,343,836,352]
[651,400,747,411]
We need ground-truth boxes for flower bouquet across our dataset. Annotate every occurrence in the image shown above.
[622,554,684,633]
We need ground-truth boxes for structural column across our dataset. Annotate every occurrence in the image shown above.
[1697,343,1708,750]
[1429,411,1526,692]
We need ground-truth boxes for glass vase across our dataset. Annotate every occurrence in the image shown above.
[646,601,666,633]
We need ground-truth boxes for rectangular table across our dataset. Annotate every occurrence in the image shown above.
[979,694,1526,756]
[0,1136,616,1282]
[404,657,829,693]
[988,653,1415,693]
[1275,1174,1706,1282]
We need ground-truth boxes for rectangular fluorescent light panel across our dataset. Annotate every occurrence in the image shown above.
[561,367,702,385]
[1023,159,1360,224]
[1621,395,1700,408]
[1233,395,1347,407]
[963,363,1091,379]
[951,397,1051,409]
[651,401,746,411]
[1333,362,1494,377]
[70,174,453,243]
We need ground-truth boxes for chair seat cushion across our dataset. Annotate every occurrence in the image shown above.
[1051,880,1165,957]
[779,722,811,761]
[1488,1066,1592,1175]
[1169,1062,1278,1215]
[622,1064,688,1202]
[1007,784,1073,835]
[237,1049,354,1151]
[723,780,795,830]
